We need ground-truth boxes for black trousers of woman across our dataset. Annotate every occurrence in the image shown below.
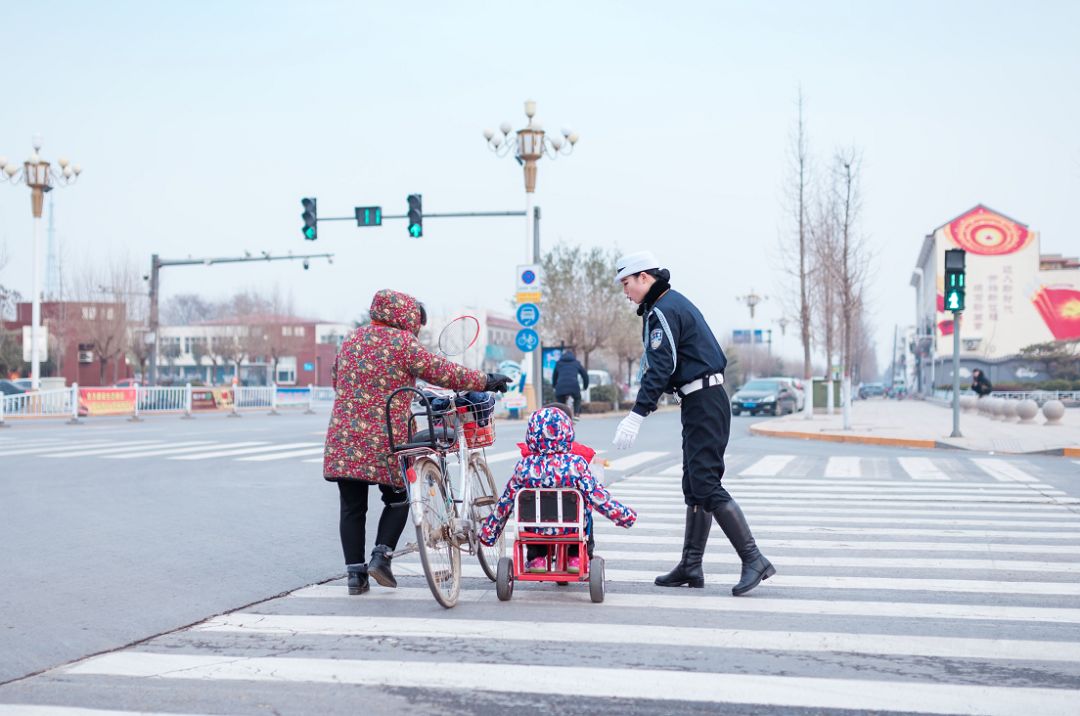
[338,480,409,565]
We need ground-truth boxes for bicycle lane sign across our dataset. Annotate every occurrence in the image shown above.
[515,328,539,353]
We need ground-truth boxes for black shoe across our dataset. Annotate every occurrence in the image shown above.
[368,544,397,588]
[655,506,711,588]
[712,501,775,596]
[346,563,369,595]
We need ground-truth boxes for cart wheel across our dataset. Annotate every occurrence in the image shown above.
[496,557,514,601]
[589,556,605,603]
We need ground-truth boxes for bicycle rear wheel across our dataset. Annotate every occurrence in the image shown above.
[468,456,504,582]
[413,457,461,608]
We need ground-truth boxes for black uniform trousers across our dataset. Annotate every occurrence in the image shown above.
[337,480,409,565]
[555,391,583,416]
[680,384,733,512]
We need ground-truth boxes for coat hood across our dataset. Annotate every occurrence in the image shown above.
[369,289,423,335]
[524,406,574,455]
[558,350,576,362]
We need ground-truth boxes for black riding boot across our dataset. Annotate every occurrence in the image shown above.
[713,501,775,596]
[368,544,397,588]
[346,563,369,595]
[655,506,712,588]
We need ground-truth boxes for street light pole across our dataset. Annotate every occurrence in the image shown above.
[0,136,82,389]
[484,100,578,409]
[736,290,767,381]
[145,251,334,385]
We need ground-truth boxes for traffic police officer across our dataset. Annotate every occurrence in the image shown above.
[612,251,775,596]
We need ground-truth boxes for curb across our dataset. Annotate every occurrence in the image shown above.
[749,423,1080,456]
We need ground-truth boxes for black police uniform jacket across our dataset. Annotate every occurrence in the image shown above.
[632,288,727,417]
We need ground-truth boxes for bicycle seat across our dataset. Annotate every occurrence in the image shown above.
[399,424,457,449]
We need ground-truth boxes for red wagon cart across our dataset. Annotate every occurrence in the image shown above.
[496,486,605,603]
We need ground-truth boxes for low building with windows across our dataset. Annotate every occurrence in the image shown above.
[156,315,351,386]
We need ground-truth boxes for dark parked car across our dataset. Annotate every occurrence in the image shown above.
[858,382,886,399]
[731,379,799,416]
[0,379,28,396]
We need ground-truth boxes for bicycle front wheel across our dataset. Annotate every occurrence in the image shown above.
[469,456,504,582]
[413,457,461,608]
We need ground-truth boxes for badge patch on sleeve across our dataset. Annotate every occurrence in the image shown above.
[649,328,664,349]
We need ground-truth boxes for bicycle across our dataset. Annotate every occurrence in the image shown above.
[382,316,505,608]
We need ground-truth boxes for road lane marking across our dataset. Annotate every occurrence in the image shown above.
[61,653,1080,715]
[616,480,1061,495]
[740,455,795,476]
[972,459,1040,483]
[41,441,212,458]
[236,447,326,462]
[197,613,1080,663]
[607,523,1080,539]
[0,440,117,457]
[610,492,1080,504]
[824,457,861,477]
[169,442,322,460]
[106,442,267,459]
[897,457,951,481]
[605,451,669,472]
[483,450,524,464]
[582,533,1080,554]
[659,462,683,476]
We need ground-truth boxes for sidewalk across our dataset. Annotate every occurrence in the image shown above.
[749,398,1080,456]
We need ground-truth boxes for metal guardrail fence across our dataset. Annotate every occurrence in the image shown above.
[0,384,331,425]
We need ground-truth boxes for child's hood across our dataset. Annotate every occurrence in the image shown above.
[525,407,574,454]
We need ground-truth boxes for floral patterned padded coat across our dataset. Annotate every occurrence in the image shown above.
[479,407,637,546]
[323,289,486,486]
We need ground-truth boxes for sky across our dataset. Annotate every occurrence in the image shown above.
[1,0,1078,371]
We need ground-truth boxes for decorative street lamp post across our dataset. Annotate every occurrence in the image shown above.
[736,289,768,380]
[484,100,578,406]
[0,136,82,389]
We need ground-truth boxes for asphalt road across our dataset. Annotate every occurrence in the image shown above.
[1,404,1079,714]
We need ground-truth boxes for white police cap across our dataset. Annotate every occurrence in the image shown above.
[614,251,660,283]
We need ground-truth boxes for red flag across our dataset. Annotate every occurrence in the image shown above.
[1032,286,1080,340]
[936,293,945,313]
[937,319,954,336]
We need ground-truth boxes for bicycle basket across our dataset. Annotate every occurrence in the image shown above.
[458,392,496,448]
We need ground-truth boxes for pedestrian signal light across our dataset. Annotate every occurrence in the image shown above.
[944,248,966,313]
[301,197,318,240]
[355,205,382,227]
[407,194,423,238]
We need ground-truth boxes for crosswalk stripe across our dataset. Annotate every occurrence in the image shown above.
[169,442,322,460]
[897,456,951,480]
[596,549,1080,573]
[197,612,1080,663]
[610,523,1080,539]
[610,490,1078,504]
[61,652,1080,714]
[739,455,795,476]
[483,450,523,464]
[972,458,1040,483]
[41,441,212,458]
[659,462,682,476]
[235,446,325,462]
[0,708,211,716]
[605,451,669,471]
[583,533,1080,554]
[617,481,1060,495]
[619,512,1080,528]
[824,456,861,477]
[299,566,1080,598]
[105,442,267,459]
[0,440,117,457]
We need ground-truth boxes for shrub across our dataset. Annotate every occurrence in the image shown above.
[589,384,618,403]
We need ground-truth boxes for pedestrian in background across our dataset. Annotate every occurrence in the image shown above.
[611,251,775,596]
[552,349,588,418]
[971,368,992,398]
[323,289,510,595]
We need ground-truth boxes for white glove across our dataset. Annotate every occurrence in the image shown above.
[613,412,645,450]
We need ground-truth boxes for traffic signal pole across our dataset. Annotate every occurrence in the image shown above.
[951,311,962,438]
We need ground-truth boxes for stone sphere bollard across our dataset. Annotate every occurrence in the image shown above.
[976,397,989,415]
[1002,400,1018,422]
[960,395,977,413]
[989,398,1005,420]
[1042,399,1065,425]
[1017,399,1039,423]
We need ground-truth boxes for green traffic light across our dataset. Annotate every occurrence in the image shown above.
[304,227,316,240]
[409,223,422,238]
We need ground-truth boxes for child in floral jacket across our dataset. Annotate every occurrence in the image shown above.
[479,406,636,573]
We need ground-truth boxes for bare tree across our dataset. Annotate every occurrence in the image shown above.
[809,191,841,398]
[777,88,815,397]
[540,244,625,369]
[162,293,217,325]
[830,148,870,428]
[73,257,146,384]
[0,244,24,376]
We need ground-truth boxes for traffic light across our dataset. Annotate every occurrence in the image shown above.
[407,194,422,238]
[301,197,317,240]
[944,248,966,312]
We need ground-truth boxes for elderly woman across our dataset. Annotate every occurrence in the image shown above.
[323,289,509,594]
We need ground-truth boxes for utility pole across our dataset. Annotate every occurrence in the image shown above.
[736,290,767,381]
[146,252,333,386]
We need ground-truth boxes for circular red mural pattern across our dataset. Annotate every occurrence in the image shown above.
[947,209,1031,256]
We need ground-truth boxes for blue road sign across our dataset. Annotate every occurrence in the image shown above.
[516,303,540,327]
[515,328,540,353]
[521,269,537,285]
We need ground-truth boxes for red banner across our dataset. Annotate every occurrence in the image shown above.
[191,387,234,410]
[946,206,1032,256]
[1032,286,1080,340]
[78,388,136,416]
